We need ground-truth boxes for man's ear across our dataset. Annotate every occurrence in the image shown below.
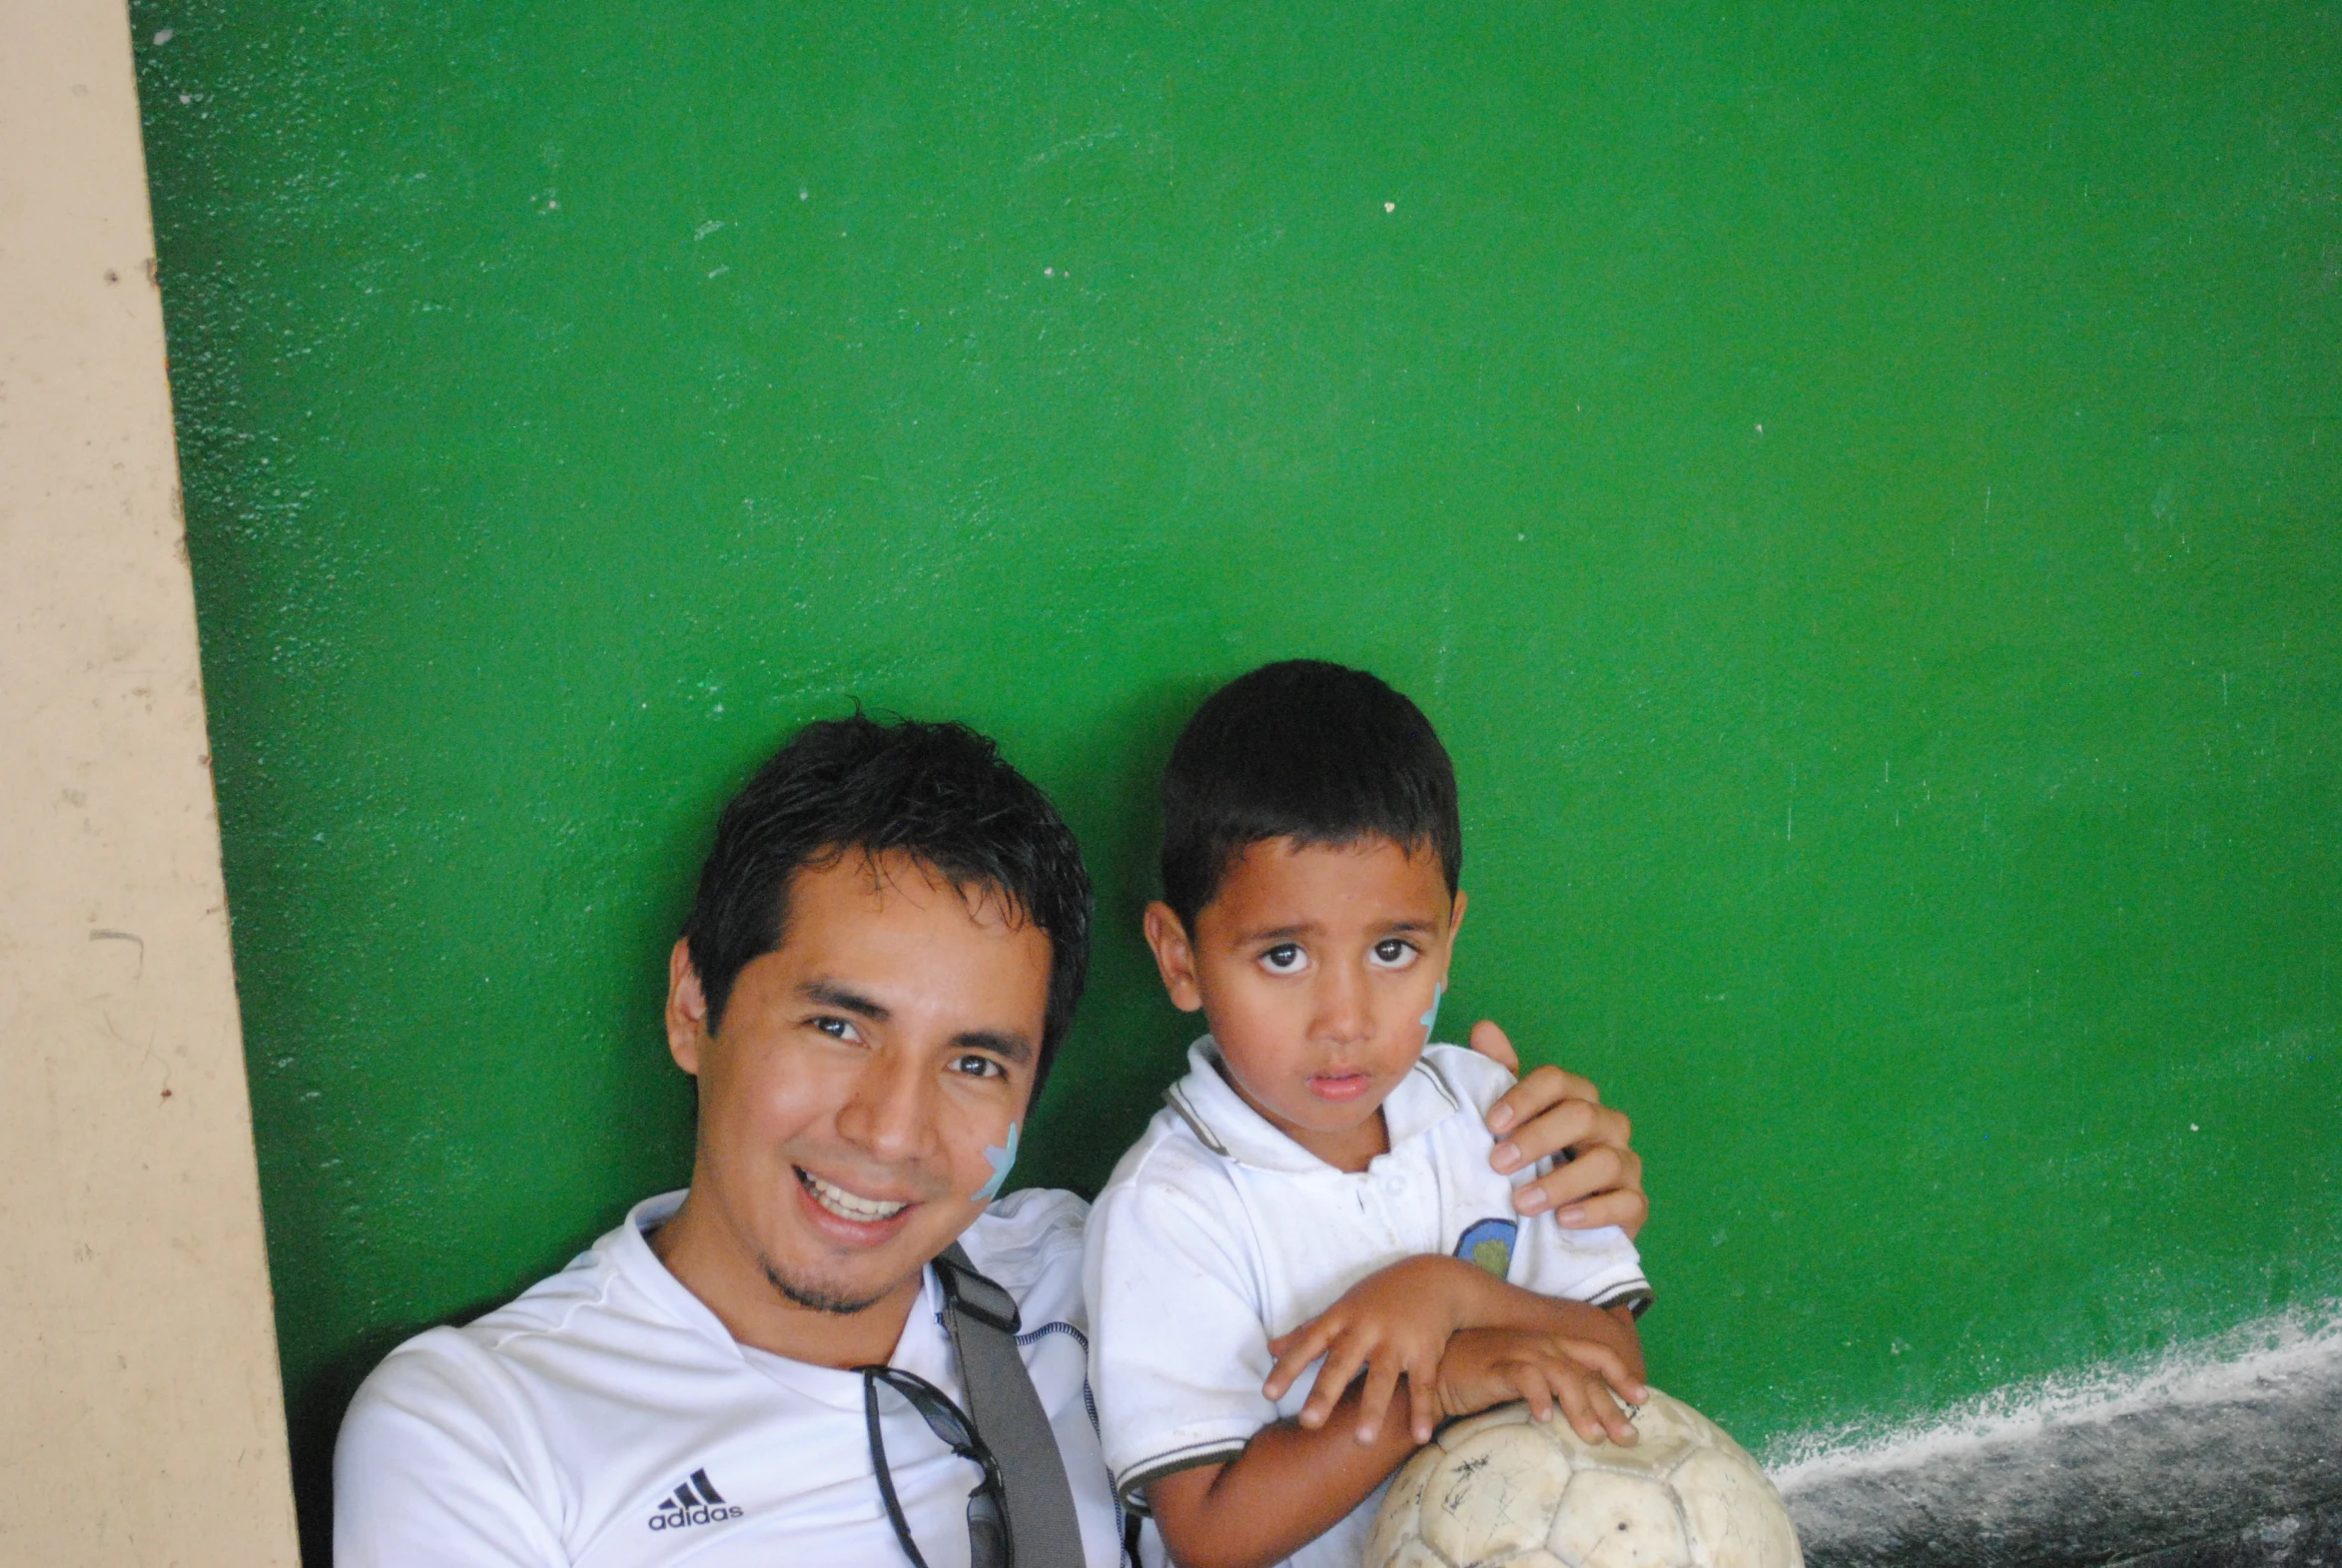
[665,938,711,1075]
[1142,902,1205,1013]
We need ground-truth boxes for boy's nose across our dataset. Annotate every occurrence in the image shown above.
[1309,966,1374,1048]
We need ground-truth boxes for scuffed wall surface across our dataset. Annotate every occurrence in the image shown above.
[130,1,2342,1555]
[0,1,298,1562]
[1779,1310,2342,1567]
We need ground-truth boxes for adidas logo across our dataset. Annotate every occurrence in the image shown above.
[646,1468,744,1531]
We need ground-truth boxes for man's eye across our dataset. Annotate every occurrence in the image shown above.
[811,1016,860,1043]
[1370,939,1419,968]
[1259,944,1307,975]
[952,1055,1007,1081]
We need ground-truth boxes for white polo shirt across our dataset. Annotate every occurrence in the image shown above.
[1084,1039,1649,1568]
[336,1186,1132,1568]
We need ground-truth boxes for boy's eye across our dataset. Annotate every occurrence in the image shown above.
[950,1054,1008,1081]
[1258,943,1307,975]
[811,1016,863,1044]
[1369,939,1419,968]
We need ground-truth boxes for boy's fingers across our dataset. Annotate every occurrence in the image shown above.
[1262,1319,1340,1399]
[1578,1376,1639,1446]
[1515,1366,1556,1423]
[1554,1371,1609,1444]
[1555,1339,1643,1400]
[1354,1356,1406,1445]
[1408,1373,1438,1445]
[1303,1340,1371,1429]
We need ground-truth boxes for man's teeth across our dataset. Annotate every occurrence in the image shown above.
[800,1170,909,1222]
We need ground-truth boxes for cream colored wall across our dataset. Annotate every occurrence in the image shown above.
[0,2,301,1563]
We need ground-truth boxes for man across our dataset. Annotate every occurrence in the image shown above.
[335,713,1650,1566]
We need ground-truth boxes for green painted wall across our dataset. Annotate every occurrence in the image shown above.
[135,1,2341,1553]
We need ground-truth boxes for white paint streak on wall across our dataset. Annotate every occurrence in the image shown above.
[1766,1306,2342,1567]
[1768,1305,2342,1482]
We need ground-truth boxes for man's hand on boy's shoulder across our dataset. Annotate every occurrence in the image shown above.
[1469,1020,1650,1238]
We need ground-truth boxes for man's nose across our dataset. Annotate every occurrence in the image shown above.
[835,1047,934,1162]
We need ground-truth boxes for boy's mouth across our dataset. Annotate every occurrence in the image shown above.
[1306,1070,1374,1103]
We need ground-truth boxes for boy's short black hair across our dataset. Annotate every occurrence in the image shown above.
[1160,659,1461,930]
[683,712,1093,1099]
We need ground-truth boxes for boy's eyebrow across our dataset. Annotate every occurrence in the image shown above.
[1233,915,1444,943]
[1232,920,1324,944]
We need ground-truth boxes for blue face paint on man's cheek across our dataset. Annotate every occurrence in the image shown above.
[974,1120,1020,1203]
[1420,981,1445,1046]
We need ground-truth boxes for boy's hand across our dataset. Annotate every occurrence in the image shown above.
[1263,1255,1493,1445]
[1471,1020,1649,1236]
[1436,1326,1647,1446]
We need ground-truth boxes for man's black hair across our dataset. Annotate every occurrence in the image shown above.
[1159,659,1461,930]
[683,712,1093,1100]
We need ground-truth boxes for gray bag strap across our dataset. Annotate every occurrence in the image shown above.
[935,1243,1086,1568]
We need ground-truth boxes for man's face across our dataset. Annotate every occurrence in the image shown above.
[667,849,1052,1321]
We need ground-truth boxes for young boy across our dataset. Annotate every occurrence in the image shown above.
[1084,660,1654,1568]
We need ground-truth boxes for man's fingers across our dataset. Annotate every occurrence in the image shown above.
[1484,1058,1604,1139]
[1549,1185,1651,1236]
[1492,1098,1634,1182]
[1467,1019,1520,1075]
[1515,1145,1643,1220]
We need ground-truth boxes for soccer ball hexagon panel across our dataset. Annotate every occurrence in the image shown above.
[1367,1391,1804,1568]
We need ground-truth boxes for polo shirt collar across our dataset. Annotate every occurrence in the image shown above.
[1164,1036,1463,1175]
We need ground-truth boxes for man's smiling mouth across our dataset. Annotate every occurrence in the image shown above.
[796,1167,911,1222]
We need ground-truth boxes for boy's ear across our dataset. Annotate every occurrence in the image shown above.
[665,937,711,1075]
[1142,902,1206,1013]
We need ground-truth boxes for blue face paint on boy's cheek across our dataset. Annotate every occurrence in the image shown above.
[1420,981,1444,1046]
[974,1121,1020,1203]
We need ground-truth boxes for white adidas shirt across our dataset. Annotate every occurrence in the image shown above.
[1084,1040,1650,1568]
[336,1187,1131,1567]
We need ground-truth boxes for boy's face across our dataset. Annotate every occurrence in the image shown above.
[1144,834,1465,1170]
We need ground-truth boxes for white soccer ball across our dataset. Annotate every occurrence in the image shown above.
[1366,1390,1804,1568]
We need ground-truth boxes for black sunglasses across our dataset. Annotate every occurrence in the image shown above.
[859,1363,1010,1568]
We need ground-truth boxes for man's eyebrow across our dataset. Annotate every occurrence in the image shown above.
[952,1029,1034,1066]
[798,979,890,1021]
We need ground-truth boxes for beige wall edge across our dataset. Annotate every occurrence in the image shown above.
[0,2,302,1564]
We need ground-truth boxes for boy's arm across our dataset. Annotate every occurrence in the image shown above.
[1263,1255,1647,1440]
[1145,1380,1421,1568]
[1154,1293,1650,1568]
